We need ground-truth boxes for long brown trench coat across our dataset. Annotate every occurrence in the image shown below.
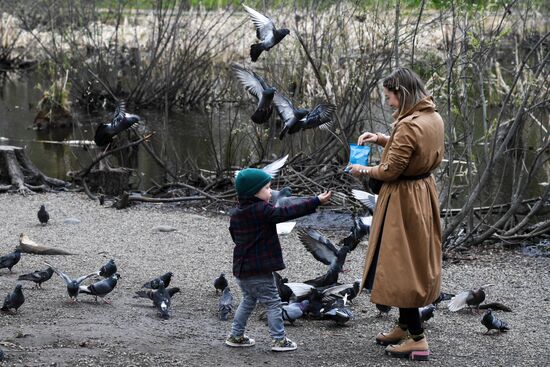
[361,96,444,308]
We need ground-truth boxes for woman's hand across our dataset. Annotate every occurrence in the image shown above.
[346,164,368,178]
[358,132,378,146]
[317,191,332,205]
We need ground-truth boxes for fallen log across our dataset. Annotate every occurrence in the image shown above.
[17,233,74,255]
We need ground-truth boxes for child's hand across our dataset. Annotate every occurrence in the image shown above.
[317,191,332,205]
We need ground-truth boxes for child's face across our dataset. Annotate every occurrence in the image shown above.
[254,182,272,202]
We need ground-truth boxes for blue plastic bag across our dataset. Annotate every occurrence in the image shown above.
[345,144,371,172]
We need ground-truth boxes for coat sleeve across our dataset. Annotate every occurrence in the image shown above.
[369,120,417,181]
[262,197,320,224]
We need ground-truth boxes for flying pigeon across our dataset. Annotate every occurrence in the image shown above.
[274,272,293,303]
[234,154,288,179]
[17,267,54,288]
[351,189,377,214]
[481,309,509,334]
[37,204,49,225]
[142,272,173,289]
[270,187,309,208]
[94,101,140,147]
[98,259,117,278]
[79,273,121,304]
[273,92,335,139]
[339,215,371,251]
[1,284,25,313]
[218,287,234,321]
[243,4,290,62]
[46,262,99,302]
[231,63,275,124]
[213,273,228,295]
[0,248,22,273]
[448,284,494,313]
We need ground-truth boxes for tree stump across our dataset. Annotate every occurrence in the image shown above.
[0,145,68,194]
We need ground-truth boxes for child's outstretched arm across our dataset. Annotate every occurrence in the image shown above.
[263,191,332,224]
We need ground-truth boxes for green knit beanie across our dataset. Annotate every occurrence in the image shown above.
[235,168,272,198]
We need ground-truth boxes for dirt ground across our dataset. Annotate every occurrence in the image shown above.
[0,192,548,366]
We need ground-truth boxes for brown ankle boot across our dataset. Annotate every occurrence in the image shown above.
[375,325,408,346]
[385,335,430,361]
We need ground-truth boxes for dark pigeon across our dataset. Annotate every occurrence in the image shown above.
[320,281,361,304]
[448,284,494,313]
[481,309,509,334]
[1,284,25,313]
[0,347,3,361]
[243,4,290,62]
[218,287,233,321]
[150,281,175,319]
[37,204,49,225]
[433,291,455,308]
[213,273,228,295]
[135,287,180,301]
[79,273,121,304]
[231,63,275,124]
[0,249,21,273]
[17,267,54,288]
[46,262,98,302]
[376,304,392,317]
[290,103,337,134]
[419,304,436,323]
[98,259,117,278]
[274,272,293,303]
[142,272,173,290]
[321,296,353,325]
[339,215,371,251]
[94,101,140,147]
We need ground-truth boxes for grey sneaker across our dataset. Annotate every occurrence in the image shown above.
[271,337,297,352]
[225,335,255,347]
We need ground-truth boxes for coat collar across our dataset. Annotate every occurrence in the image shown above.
[392,96,436,121]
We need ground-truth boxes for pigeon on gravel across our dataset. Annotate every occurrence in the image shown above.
[79,273,121,304]
[98,259,117,278]
[149,281,177,319]
[274,272,293,303]
[94,101,140,147]
[142,272,173,289]
[481,309,509,334]
[419,304,436,323]
[433,291,455,308]
[321,296,353,325]
[17,267,54,288]
[218,287,234,321]
[376,304,392,317]
[448,284,494,313]
[135,287,180,301]
[0,248,22,273]
[37,204,49,225]
[1,284,25,313]
[231,63,276,124]
[243,4,290,62]
[46,262,98,302]
[213,273,228,295]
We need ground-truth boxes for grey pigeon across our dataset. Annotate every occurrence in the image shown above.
[290,103,337,134]
[448,284,494,312]
[213,273,228,294]
[17,267,54,288]
[1,284,25,313]
[231,63,275,124]
[270,187,309,208]
[135,287,180,301]
[218,287,233,321]
[98,259,117,278]
[339,215,371,251]
[243,5,290,62]
[37,204,49,225]
[282,300,309,324]
[149,281,175,319]
[320,281,361,304]
[0,248,21,273]
[46,262,98,302]
[234,154,288,179]
[351,189,377,214]
[419,304,436,323]
[142,272,173,289]
[433,291,455,308]
[321,296,353,325]
[94,101,140,147]
[79,273,121,304]
[481,309,509,334]
[376,304,392,317]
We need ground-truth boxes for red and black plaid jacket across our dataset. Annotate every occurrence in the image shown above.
[229,196,320,279]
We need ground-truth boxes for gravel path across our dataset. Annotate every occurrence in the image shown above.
[0,192,548,366]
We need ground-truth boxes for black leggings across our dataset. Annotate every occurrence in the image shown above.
[398,308,423,336]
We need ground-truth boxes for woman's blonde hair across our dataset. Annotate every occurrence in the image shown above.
[383,67,429,116]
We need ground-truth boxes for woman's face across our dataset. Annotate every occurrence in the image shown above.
[383,87,400,110]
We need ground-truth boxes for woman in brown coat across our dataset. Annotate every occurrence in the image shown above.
[347,67,444,361]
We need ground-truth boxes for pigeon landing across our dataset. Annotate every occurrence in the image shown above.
[0,248,21,273]
[98,259,117,278]
[46,262,98,302]
[218,287,234,321]
[270,187,309,208]
[17,267,54,288]
[94,102,140,147]
[233,154,288,179]
[351,189,378,215]
[448,284,494,312]
[213,273,228,295]
[142,272,173,289]
[231,63,275,124]
[481,309,509,334]
[243,5,290,62]
[1,284,25,313]
[79,273,121,304]
[37,204,49,225]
